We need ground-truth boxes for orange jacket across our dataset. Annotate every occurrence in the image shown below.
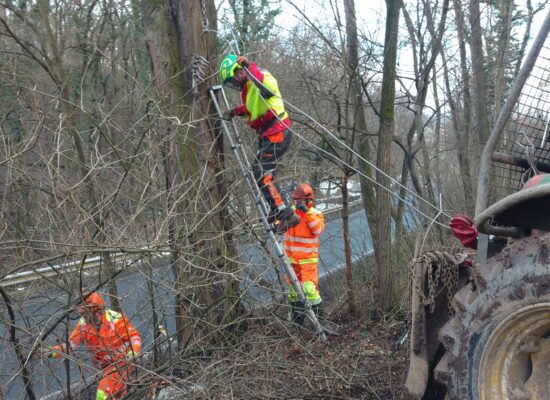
[284,207,324,266]
[52,309,141,368]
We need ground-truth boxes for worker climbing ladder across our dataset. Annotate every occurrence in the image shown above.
[209,85,327,342]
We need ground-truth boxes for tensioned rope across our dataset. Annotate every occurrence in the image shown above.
[233,62,452,229]
[278,117,450,229]
[177,29,452,230]
[214,11,454,228]
[283,98,452,227]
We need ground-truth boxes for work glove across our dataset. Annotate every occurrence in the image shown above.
[120,349,137,366]
[110,348,137,368]
[236,55,249,67]
[305,208,318,224]
[126,348,138,359]
[296,204,308,213]
[44,345,62,359]
[221,109,236,121]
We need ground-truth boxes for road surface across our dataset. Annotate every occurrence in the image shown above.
[0,208,413,398]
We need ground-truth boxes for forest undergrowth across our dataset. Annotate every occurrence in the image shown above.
[140,288,408,400]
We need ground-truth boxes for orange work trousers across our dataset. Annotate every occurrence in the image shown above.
[286,263,319,287]
[97,361,135,399]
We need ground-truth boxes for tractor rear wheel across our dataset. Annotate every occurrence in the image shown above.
[436,233,550,399]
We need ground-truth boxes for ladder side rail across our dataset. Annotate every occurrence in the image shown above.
[212,85,271,218]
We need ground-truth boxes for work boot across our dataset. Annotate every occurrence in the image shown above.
[290,300,306,326]
[311,303,337,336]
[273,208,300,233]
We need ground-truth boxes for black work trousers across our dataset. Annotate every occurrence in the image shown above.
[252,130,293,216]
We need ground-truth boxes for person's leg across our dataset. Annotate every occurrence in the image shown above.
[285,263,323,327]
[97,369,119,400]
[253,132,296,222]
[311,302,324,319]
[97,363,133,400]
[286,264,306,325]
[96,384,109,400]
[300,263,322,307]
[286,262,301,303]
[290,264,322,326]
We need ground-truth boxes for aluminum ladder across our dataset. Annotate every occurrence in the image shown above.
[208,84,327,341]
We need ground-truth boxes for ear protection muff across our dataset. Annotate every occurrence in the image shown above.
[293,183,315,209]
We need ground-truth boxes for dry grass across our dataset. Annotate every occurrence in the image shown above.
[141,288,408,400]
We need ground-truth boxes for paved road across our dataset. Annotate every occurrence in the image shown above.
[0,208,413,398]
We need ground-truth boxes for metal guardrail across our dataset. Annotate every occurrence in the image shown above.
[10,200,366,399]
[1,200,364,288]
[1,252,170,288]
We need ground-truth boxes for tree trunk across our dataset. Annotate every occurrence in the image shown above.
[394,160,410,239]
[441,49,475,213]
[400,0,449,225]
[143,0,242,347]
[454,0,475,205]
[375,0,400,311]
[341,173,357,313]
[493,0,514,122]
[431,66,443,200]
[0,287,36,400]
[514,0,534,79]
[104,254,121,311]
[469,0,491,153]
[343,0,377,237]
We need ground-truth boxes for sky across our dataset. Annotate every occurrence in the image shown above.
[215,0,544,93]
[217,0,549,110]
[274,0,549,67]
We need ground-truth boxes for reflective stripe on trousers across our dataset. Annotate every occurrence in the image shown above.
[287,281,321,305]
[286,262,321,305]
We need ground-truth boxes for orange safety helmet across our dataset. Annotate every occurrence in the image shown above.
[83,291,105,311]
[293,183,314,209]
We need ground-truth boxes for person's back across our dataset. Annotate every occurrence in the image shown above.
[232,61,290,141]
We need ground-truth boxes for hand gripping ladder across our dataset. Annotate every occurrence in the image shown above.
[209,85,327,342]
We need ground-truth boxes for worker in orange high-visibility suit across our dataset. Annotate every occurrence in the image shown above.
[47,292,142,400]
[220,54,300,232]
[284,183,325,325]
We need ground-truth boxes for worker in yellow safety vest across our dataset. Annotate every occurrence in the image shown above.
[219,54,300,232]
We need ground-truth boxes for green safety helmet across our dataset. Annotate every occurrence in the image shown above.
[219,54,240,84]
